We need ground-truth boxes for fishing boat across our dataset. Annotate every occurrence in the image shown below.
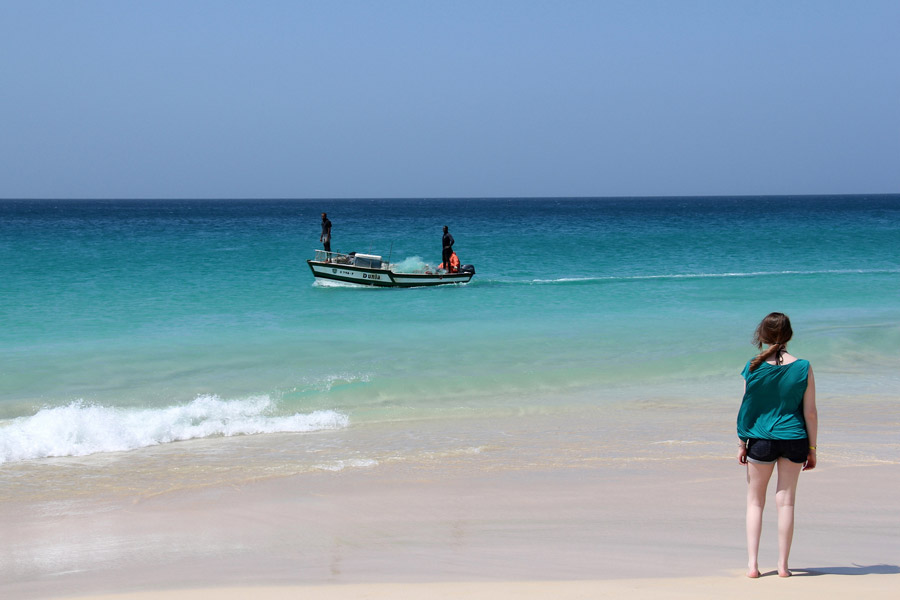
[307,250,475,287]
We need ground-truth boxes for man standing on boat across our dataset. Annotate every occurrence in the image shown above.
[441,226,454,272]
[320,212,332,254]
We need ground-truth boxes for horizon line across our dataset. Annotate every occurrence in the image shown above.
[2,192,899,202]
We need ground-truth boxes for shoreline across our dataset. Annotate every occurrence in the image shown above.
[3,389,898,600]
[3,455,898,600]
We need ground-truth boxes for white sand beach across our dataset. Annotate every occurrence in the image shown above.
[2,409,897,600]
[59,574,900,600]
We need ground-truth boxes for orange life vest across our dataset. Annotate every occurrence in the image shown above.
[440,252,460,273]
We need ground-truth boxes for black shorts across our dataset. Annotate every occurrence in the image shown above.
[746,438,809,464]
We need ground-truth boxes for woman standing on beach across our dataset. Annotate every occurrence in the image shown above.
[737,312,818,579]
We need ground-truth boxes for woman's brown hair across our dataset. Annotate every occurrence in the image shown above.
[749,312,793,372]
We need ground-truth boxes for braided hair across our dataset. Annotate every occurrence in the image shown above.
[748,312,793,372]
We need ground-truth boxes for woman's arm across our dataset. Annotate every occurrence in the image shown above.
[803,366,818,471]
[737,379,748,464]
[737,440,748,464]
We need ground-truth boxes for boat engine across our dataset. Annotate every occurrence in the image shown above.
[459,264,475,274]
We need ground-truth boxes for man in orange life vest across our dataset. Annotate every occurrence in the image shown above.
[439,250,460,273]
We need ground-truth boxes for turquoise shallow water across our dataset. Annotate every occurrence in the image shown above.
[2,196,899,463]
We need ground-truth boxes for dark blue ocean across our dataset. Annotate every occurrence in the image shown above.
[1,196,899,466]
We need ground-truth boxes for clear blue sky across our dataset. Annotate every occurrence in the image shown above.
[2,1,898,199]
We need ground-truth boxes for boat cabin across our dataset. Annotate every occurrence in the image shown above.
[350,253,383,269]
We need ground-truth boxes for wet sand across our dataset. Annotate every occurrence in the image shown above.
[2,433,898,600]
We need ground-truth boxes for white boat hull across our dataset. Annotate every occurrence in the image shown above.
[308,260,473,287]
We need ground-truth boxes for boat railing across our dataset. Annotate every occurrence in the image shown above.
[313,249,344,263]
[313,249,391,269]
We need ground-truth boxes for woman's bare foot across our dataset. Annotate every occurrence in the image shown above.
[778,568,792,578]
[747,566,760,578]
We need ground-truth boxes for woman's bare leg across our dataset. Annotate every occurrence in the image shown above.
[746,461,775,578]
[774,458,803,577]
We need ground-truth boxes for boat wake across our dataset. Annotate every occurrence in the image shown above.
[478,268,900,286]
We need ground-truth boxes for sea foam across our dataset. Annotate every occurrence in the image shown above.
[0,395,348,464]
[389,256,429,273]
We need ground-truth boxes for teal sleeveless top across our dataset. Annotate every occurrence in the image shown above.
[737,359,810,441]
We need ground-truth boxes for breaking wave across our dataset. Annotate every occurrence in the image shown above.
[0,395,349,464]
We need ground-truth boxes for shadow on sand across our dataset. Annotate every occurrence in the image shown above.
[790,564,900,577]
